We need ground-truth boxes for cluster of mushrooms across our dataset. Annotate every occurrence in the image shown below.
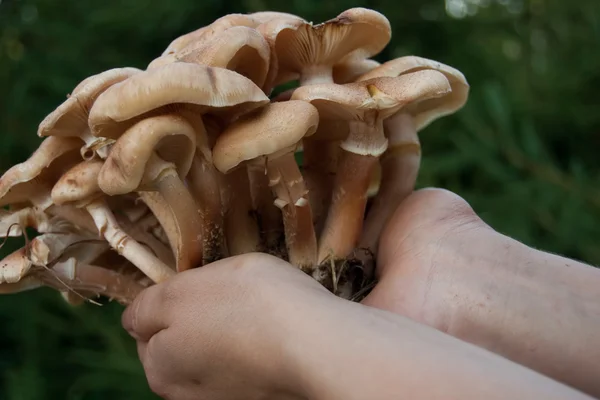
[0,8,468,305]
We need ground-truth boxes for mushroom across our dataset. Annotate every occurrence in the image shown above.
[96,114,203,273]
[213,101,319,270]
[51,159,176,283]
[0,136,98,233]
[357,55,470,130]
[88,63,269,142]
[0,247,145,305]
[161,14,259,57]
[257,7,390,86]
[87,63,269,264]
[258,8,390,236]
[356,56,470,265]
[0,227,98,284]
[45,257,146,305]
[299,119,347,235]
[150,26,271,92]
[38,67,141,159]
[0,206,51,237]
[248,11,304,25]
[291,70,452,265]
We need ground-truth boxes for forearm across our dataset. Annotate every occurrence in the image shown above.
[283,295,591,400]
[452,230,600,397]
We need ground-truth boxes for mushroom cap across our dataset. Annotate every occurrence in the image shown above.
[98,114,196,196]
[259,7,390,84]
[0,207,51,237]
[51,160,103,205]
[0,137,83,208]
[88,63,270,140]
[161,14,258,56]
[213,100,319,173]
[248,11,305,25]
[357,56,470,130]
[171,26,271,90]
[38,68,141,138]
[291,70,452,121]
[333,58,381,84]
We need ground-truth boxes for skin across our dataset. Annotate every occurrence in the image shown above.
[122,189,599,400]
[362,188,600,398]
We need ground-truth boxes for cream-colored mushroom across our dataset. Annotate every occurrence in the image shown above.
[38,67,141,159]
[0,136,98,233]
[149,26,270,92]
[356,56,470,265]
[0,226,98,284]
[97,114,203,273]
[161,14,259,56]
[213,101,319,269]
[51,159,176,283]
[0,247,145,305]
[258,7,390,86]
[88,63,269,141]
[87,63,269,264]
[291,70,452,264]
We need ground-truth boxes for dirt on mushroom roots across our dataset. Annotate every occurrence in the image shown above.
[249,210,376,301]
[312,255,377,301]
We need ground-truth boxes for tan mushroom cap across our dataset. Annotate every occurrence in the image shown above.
[213,100,318,174]
[357,56,469,130]
[333,58,381,84]
[98,114,196,196]
[259,7,391,85]
[292,70,452,121]
[0,137,83,208]
[38,68,141,138]
[88,63,270,140]
[168,26,271,90]
[161,14,258,56]
[51,160,103,206]
[248,11,305,25]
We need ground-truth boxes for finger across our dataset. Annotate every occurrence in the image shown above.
[141,330,183,397]
[137,341,147,365]
[122,284,171,342]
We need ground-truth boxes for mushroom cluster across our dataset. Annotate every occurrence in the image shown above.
[0,8,469,304]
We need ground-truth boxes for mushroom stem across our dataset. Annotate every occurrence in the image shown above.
[223,167,261,256]
[39,260,145,305]
[144,154,204,272]
[0,276,44,294]
[46,204,98,234]
[116,215,175,268]
[299,65,335,86]
[248,163,284,254]
[317,120,386,264]
[360,113,421,265]
[85,199,175,283]
[267,152,317,270]
[301,139,340,235]
[187,155,227,264]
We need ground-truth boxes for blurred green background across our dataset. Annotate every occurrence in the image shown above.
[1,0,599,398]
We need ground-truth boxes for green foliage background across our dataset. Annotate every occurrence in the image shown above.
[0,0,598,398]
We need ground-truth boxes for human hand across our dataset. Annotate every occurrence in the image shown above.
[361,188,600,397]
[121,252,331,400]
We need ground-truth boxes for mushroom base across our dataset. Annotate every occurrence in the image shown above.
[311,254,376,301]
